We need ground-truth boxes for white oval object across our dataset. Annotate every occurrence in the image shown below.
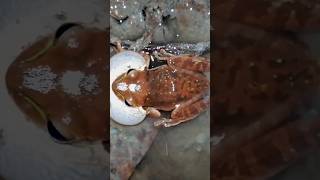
[110,51,147,125]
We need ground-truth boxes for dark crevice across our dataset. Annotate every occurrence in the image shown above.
[142,6,147,21]
[162,14,171,24]
[112,16,129,25]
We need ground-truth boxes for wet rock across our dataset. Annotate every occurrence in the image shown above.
[110,0,210,43]
[110,120,158,180]
[174,0,210,42]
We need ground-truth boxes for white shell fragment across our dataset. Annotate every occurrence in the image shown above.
[110,51,147,125]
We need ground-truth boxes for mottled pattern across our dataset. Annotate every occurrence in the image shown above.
[110,48,210,179]
[167,55,210,72]
[146,65,209,110]
[112,51,210,127]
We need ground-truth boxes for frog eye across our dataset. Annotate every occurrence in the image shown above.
[21,93,74,143]
[127,69,138,78]
[47,120,72,143]
[24,23,82,62]
[124,99,133,107]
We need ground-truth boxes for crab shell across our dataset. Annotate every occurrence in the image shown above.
[110,51,147,125]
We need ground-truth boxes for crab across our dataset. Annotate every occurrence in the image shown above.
[110,42,210,127]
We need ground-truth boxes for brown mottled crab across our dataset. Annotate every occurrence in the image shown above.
[110,42,210,127]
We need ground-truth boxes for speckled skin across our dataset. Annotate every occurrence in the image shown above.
[113,52,210,127]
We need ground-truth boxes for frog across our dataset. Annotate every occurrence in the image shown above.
[6,23,108,143]
[110,42,210,127]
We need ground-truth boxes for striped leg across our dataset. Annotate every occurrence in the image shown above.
[154,95,209,127]
[155,49,210,73]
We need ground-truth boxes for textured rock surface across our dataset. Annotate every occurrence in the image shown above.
[131,108,210,180]
[110,0,210,43]
[110,120,158,180]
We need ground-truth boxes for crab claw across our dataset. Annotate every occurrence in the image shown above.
[110,51,147,125]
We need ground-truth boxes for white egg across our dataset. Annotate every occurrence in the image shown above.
[110,51,147,125]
